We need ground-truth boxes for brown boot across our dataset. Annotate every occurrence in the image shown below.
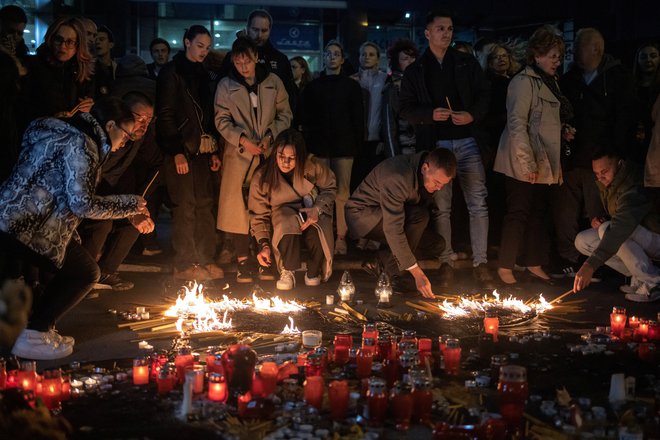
[205,263,225,280]
[174,265,211,281]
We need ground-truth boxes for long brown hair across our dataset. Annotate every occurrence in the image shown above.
[44,16,94,83]
[259,128,307,192]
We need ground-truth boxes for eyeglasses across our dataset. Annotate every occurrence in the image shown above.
[116,124,135,141]
[53,35,78,49]
[277,153,296,163]
[132,112,155,125]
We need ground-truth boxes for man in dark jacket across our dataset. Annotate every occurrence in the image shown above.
[552,28,637,278]
[399,10,493,289]
[346,149,455,298]
[574,151,660,302]
[219,9,296,113]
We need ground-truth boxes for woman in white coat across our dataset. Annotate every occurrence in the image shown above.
[494,26,574,285]
[215,37,292,283]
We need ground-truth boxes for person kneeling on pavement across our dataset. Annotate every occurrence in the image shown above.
[345,148,456,298]
[573,150,660,302]
[0,97,153,360]
[249,128,337,291]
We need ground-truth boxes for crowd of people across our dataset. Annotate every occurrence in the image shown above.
[0,5,658,360]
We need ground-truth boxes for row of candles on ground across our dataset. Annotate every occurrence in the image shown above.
[0,359,131,410]
[609,307,660,341]
[336,270,393,307]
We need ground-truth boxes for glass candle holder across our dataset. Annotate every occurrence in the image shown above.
[484,311,500,342]
[333,334,352,365]
[400,330,418,345]
[390,381,413,431]
[17,360,37,391]
[133,358,149,385]
[362,323,379,341]
[157,363,175,395]
[443,339,461,376]
[361,337,377,356]
[304,375,325,410]
[328,379,349,421]
[41,369,62,411]
[411,376,433,424]
[185,364,205,394]
[610,307,627,337]
[498,365,528,430]
[628,316,640,328]
[60,374,71,401]
[648,321,660,341]
[377,335,395,362]
[356,348,374,379]
[366,377,388,426]
[224,345,257,397]
[208,373,228,402]
[637,320,650,340]
[237,391,252,417]
[174,347,194,385]
[438,334,453,355]
[258,361,278,396]
[337,270,356,304]
[150,352,169,381]
[302,330,322,348]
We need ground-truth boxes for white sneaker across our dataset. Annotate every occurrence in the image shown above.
[276,270,296,291]
[335,238,348,255]
[12,329,74,360]
[47,328,75,346]
[625,283,660,303]
[304,272,321,286]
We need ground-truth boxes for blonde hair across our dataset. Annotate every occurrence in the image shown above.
[44,16,95,83]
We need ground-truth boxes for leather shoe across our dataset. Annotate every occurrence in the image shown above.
[438,263,454,288]
[391,274,417,294]
[361,258,383,278]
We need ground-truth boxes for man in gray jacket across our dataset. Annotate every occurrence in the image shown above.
[346,149,456,298]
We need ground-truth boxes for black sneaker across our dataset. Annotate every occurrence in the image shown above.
[438,263,454,288]
[550,259,579,279]
[258,265,276,281]
[236,260,254,283]
[97,273,134,291]
[473,264,497,289]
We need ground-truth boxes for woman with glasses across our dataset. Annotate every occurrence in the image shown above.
[249,128,336,290]
[21,16,95,127]
[156,25,223,282]
[215,36,292,283]
[0,97,151,360]
[494,26,572,285]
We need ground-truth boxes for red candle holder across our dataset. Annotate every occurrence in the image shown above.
[304,353,323,378]
[328,380,349,421]
[610,307,627,337]
[133,358,150,385]
[185,364,205,394]
[390,381,413,431]
[356,348,374,379]
[60,374,71,401]
[41,368,62,411]
[443,339,461,376]
[303,376,325,410]
[484,311,500,342]
[638,343,655,361]
[361,337,377,356]
[411,376,433,424]
[208,373,228,402]
[259,362,278,396]
[17,360,37,391]
[362,323,378,341]
[377,335,395,362]
[400,330,418,345]
[648,321,660,341]
[366,378,388,426]
[637,320,650,340]
[157,364,175,395]
[237,391,252,417]
[438,334,453,356]
[0,358,6,390]
[628,316,640,328]
[174,347,194,385]
[498,365,528,431]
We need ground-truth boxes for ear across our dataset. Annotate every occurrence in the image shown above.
[105,120,115,133]
[424,29,430,41]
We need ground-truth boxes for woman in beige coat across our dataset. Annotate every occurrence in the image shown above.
[249,129,336,291]
[215,37,292,283]
[494,26,573,285]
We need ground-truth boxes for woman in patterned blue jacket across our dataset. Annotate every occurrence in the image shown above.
[0,97,152,360]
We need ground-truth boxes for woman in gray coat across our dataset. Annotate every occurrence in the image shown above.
[494,26,574,285]
[215,37,292,283]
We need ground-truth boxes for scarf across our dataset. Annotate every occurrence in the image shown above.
[532,64,574,123]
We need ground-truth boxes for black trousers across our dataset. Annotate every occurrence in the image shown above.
[278,230,324,277]
[498,176,551,269]
[551,167,606,263]
[0,231,100,331]
[364,204,433,276]
[164,154,216,270]
[78,218,139,274]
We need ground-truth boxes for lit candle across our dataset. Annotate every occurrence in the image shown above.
[326,294,335,305]
[444,338,462,376]
[628,316,640,328]
[484,312,500,342]
[610,307,627,337]
[157,363,175,395]
[83,377,97,390]
[133,358,149,385]
[136,306,146,315]
[637,320,649,340]
[175,347,194,385]
[42,369,62,411]
[302,330,322,348]
[60,375,71,401]
[115,372,128,382]
[208,373,228,402]
[17,361,37,391]
[237,391,252,417]
[648,321,660,341]
[185,365,205,394]
[259,362,279,396]
[337,270,356,303]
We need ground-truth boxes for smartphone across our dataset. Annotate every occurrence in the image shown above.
[298,211,307,223]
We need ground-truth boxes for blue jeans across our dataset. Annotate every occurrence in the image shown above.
[432,137,489,266]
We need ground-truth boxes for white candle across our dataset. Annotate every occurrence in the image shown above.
[302,330,322,348]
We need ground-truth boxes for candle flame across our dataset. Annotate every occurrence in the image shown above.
[438,290,553,319]
[281,316,300,335]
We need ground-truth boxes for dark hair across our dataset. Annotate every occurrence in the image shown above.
[633,41,660,87]
[324,39,344,58]
[122,91,153,109]
[591,148,620,162]
[0,5,27,24]
[426,148,458,178]
[97,25,114,43]
[425,10,454,27]
[183,25,211,44]
[290,56,313,86]
[259,128,307,191]
[526,25,565,64]
[247,9,273,29]
[91,96,134,128]
[453,41,475,57]
[150,37,171,53]
[387,39,419,72]
[231,36,258,60]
